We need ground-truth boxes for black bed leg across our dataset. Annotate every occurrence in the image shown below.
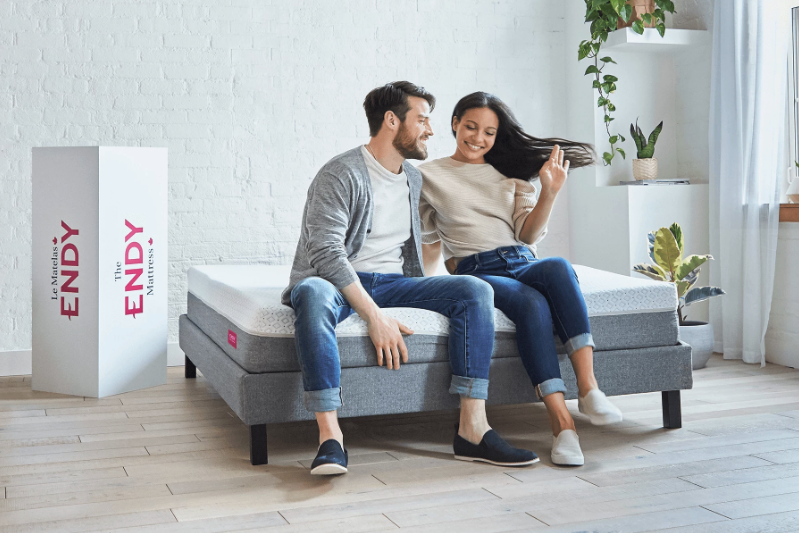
[662,390,682,429]
[185,355,196,379]
[250,424,268,465]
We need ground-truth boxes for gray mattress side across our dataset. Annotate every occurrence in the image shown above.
[187,292,678,374]
[179,314,692,426]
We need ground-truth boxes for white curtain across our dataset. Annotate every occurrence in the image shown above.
[709,0,792,366]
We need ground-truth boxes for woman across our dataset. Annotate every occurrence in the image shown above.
[418,92,622,466]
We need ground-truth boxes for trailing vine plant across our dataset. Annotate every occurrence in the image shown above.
[578,0,676,165]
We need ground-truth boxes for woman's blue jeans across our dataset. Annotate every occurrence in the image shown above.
[455,246,594,400]
[290,272,495,412]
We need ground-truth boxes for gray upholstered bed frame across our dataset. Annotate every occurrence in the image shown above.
[179,314,692,465]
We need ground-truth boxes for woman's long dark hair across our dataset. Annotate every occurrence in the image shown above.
[452,92,595,180]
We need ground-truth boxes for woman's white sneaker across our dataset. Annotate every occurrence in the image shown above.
[551,429,584,466]
[578,389,623,425]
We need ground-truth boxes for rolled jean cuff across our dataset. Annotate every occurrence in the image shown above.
[449,375,489,400]
[564,333,595,356]
[535,377,567,400]
[303,387,342,413]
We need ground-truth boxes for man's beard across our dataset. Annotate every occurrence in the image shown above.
[393,122,428,160]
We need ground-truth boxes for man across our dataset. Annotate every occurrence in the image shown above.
[282,81,537,475]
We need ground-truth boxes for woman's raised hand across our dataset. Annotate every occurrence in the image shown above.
[538,145,570,196]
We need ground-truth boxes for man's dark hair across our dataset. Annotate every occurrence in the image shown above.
[363,81,436,137]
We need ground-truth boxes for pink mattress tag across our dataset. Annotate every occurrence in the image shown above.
[228,330,237,349]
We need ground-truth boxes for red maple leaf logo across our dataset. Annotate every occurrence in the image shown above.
[148,238,153,245]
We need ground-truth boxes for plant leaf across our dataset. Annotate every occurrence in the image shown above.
[600,3,618,20]
[648,121,663,147]
[681,265,700,286]
[585,65,601,75]
[602,151,613,165]
[653,226,682,277]
[600,56,617,64]
[603,74,618,83]
[609,0,626,14]
[656,22,666,37]
[609,135,618,144]
[592,80,602,89]
[648,231,656,262]
[631,122,643,155]
[620,4,632,22]
[675,254,711,281]
[632,20,645,34]
[604,115,614,123]
[676,280,692,299]
[669,222,683,253]
[633,263,667,281]
[616,147,625,158]
[684,286,725,306]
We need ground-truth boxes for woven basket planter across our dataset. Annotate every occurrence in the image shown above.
[633,158,658,180]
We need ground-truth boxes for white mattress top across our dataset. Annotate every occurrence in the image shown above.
[187,264,677,338]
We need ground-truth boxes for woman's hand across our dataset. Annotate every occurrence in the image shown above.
[538,145,570,197]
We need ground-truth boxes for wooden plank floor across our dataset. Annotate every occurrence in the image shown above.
[2,354,799,532]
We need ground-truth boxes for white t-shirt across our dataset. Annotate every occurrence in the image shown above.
[349,146,411,275]
[418,157,545,260]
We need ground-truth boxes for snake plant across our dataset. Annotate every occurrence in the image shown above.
[632,223,725,325]
[630,119,663,159]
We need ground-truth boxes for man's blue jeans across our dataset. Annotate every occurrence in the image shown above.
[455,246,595,400]
[290,272,495,412]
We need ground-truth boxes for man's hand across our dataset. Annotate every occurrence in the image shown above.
[339,280,414,370]
[538,144,570,196]
[366,310,414,370]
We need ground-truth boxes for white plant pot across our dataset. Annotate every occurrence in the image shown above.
[633,158,658,180]
[679,321,714,370]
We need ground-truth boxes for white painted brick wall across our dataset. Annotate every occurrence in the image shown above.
[0,0,579,352]
[1,0,716,355]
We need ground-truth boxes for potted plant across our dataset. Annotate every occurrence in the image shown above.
[632,223,725,369]
[578,0,676,166]
[630,119,663,180]
[617,0,658,29]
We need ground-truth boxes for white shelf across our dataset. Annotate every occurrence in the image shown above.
[604,28,710,53]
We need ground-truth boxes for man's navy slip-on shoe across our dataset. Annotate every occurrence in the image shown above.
[310,439,348,475]
[453,429,539,467]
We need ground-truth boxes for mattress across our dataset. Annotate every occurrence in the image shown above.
[186,264,679,374]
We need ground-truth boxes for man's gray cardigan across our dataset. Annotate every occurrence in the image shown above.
[281,147,425,306]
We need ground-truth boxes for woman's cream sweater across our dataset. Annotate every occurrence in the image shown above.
[417,157,546,261]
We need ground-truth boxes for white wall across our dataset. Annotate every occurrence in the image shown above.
[0,0,577,356]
